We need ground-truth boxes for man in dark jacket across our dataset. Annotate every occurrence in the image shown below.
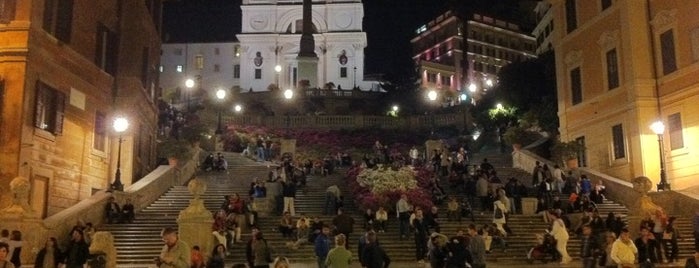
[580,224,601,268]
[361,231,390,268]
[105,197,122,224]
[447,229,471,268]
[332,208,355,243]
[245,227,259,268]
[314,226,332,268]
[64,229,89,268]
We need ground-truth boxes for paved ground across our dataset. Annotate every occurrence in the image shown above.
[219,260,689,268]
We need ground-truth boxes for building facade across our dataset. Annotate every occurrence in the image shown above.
[237,0,368,92]
[550,0,699,190]
[159,42,242,105]
[411,11,536,103]
[0,0,162,217]
[532,1,554,55]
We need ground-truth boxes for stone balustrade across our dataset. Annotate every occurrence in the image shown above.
[224,113,467,130]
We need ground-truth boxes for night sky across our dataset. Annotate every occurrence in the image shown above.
[162,0,531,84]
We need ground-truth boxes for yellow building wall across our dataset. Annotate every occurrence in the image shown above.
[552,0,699,189]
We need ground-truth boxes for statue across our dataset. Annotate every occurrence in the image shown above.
[1,176,38,218]
[89,232,117,268]
[632,176,665,219]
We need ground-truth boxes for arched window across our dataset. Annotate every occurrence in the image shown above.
[285,19,318,34]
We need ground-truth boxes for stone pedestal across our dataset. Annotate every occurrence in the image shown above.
[252,197,275,217]
[280,139,296,158]
[521,197,538,215]
[177,178,214,257]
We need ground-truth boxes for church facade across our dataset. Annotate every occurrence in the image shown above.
[237,0,368,92]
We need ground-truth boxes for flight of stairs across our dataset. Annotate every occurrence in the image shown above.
[104,151,697,266]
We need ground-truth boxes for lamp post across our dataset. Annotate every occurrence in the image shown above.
[185,78,195,111]
[353,67,357,89]
[284,89,294,137]
[275,65,282,89]
[111,117,129,191]
[428,90,438,137]
[650,121,670,191]
[215,89,226,134]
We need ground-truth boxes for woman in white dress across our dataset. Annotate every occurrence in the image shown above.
[550,212,572,264]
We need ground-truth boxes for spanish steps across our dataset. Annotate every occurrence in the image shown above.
[102,151,696,267]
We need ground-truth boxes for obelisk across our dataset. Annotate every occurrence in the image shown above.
[296,0,318,88]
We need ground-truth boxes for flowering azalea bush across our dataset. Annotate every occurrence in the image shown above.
[347,165,434,212]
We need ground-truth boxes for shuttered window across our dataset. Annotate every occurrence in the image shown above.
[34,81,66,135]
[43,0,74,43]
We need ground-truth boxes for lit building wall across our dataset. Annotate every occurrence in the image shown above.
[160,42,242,104]
[236,0,369,92]
[411,11,536,104]
[550,0,699,190]
[0,0,162,217]
[532,1,554,54]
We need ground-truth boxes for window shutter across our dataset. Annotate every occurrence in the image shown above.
[55,0,73,43]
[42,0,55,32]
[53,91,65,135]
[34,82,46,129]
[0,0,17,24]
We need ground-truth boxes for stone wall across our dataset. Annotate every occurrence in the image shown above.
[513,149,699,218]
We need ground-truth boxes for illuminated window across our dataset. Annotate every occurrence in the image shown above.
[95,23,118,75]
[668,113,684,150]
[195,55,204,70]
[34,81,66,135]
[612,124,625,159]
[176,65,183,72]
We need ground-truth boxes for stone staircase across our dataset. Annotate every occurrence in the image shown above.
[101,154,271,266]
[103,150,697,266]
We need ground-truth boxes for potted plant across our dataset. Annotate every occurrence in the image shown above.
[502,126,540,150]
[551,140,586,169]
[157,139,193,166]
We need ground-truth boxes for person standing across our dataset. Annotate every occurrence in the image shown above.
[325,185,341,215]
[122,198,135,223]
[7,230,22,268]
[252,232,272,268]
[245,227,260,268]
[580,225,601,268]
[552,165,564,194]
[325,234,352,268]
[207,244,226,268]
[412,208,430,264]
[314,226,332,268]
[282,180,297,216]
[611,228,638,268]
[550,212,572,264]
[396,194,411,239]
[635,226,659,268]
[492,199,508,237]
[332,209,355,243]
[360,231,390,268]
[0,242,16,268]
[156,227,190,268]
[64,229,90,268]
[467,224,486,268]
[104,196,122,223]
[34,237,61,268]
[375,207,388,233]
[476,175,489,212]
[409,146,419,166]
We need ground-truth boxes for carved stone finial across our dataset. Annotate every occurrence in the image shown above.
[89,232,117,268]
[633,176,665,218]
[632,176,653,195]
[0,176,37,217]
[187,178,207,200]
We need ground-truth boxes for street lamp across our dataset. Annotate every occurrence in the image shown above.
[215,89,226,134]
[234,104,242,113]
[650,120,670,191]
[275,65,282,89]
[111,117,129,191]
[427,90,438,137]
[284,89,294,137]
[468,83,477,93]
[185,78,195,111]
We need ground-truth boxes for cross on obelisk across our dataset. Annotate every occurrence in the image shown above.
[296,0,318,89]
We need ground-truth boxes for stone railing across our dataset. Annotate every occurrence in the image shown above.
[512,149,639,210]
[224,113,467,130]
[512,149,699,218]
